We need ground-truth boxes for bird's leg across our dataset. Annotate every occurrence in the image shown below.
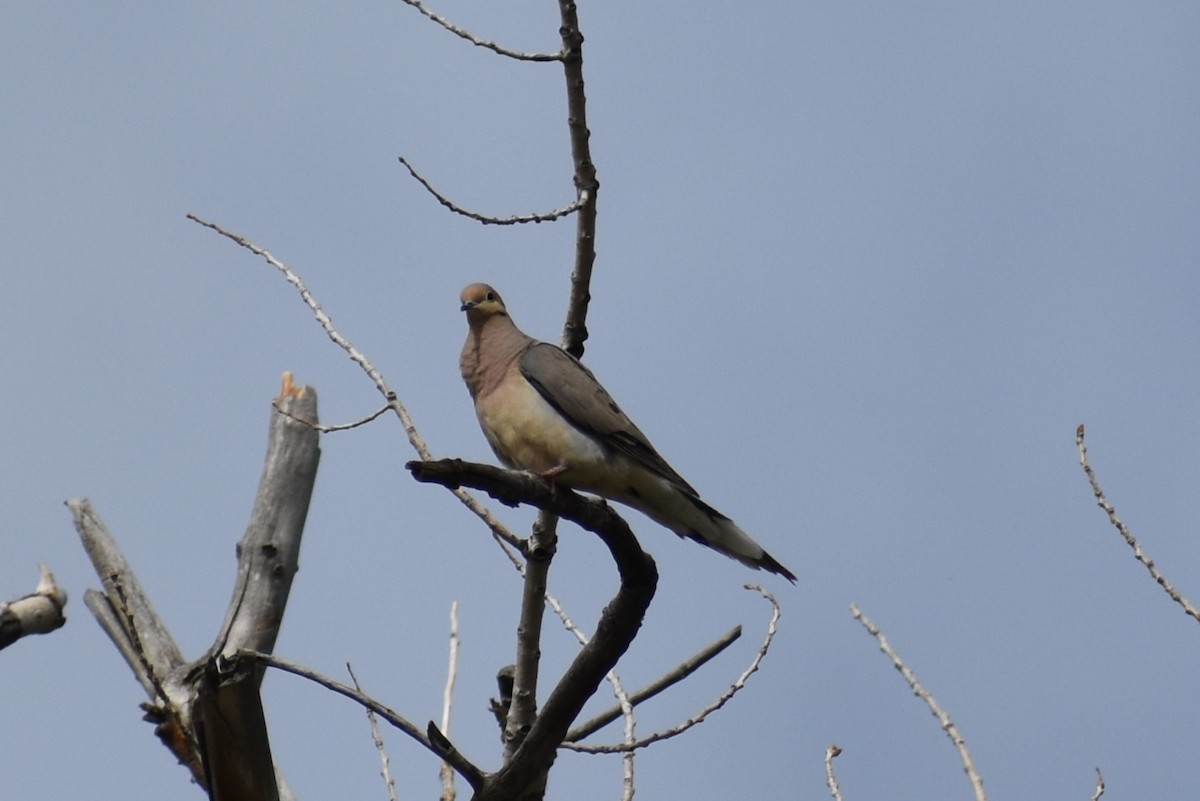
[537,464,569,481]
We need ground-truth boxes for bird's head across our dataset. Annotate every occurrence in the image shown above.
[459,283,508,324]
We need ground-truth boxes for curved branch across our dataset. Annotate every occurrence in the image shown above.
[187,214,523,552]
[399,0,563,62]
[244,650,486,792]
[406,458,657,801]
[850,604,987,801]
[273,399,389,433]
[563,585,779,754]
[824,745,844,801]
[1075,423,1200,623]
[399,157,584,225]
[564,624,743,742]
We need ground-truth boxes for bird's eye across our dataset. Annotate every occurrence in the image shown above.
[485,291,495,301]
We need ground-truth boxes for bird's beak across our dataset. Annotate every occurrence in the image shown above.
[460,300,476,312]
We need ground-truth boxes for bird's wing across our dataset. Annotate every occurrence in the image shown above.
[518,342,697,495]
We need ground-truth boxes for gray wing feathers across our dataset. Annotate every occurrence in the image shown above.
[518,343,697,494]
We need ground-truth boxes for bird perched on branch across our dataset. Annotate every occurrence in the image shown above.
[458,282,795,582]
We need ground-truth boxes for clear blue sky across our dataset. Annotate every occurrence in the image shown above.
[4,3,1199,799]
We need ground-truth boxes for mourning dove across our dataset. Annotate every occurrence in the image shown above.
[459,283,796,582]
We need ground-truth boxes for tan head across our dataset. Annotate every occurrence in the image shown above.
[459,283,508,326]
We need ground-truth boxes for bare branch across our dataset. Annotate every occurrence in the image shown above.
[504,513,559,759]
[398,157,585,225]
[614,667,636,801]
[193,657,281,801]
[408,459,658,801]
[210,374,320,663]
[439,602,460,801]
[556,0,599,360]
[0,563,67,650]
[244,650,486,792]
[850,604,986,801]
[1076,423,1200,623]
[564,585,780,754]
[565,625,743,742]
[348,663,400,801]
[73,506,205,784]
[398,0,563,61]
[70,499,189,704]
[824,745,844,801]
[273,399,389,433]
[187,213,522,552]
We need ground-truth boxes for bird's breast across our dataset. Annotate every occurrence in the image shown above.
[476,374,609,481]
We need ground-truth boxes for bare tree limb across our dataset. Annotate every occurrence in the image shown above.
[398,0,563,61]
[193,378,319,801]
[439,602,462,801]
[565,625,743,742]
[194,657,281,801]
[563,585,779,754]
[614,667,636,801]
[850,604,986,801]
[824,745,844,801]
[71,376,320,796]
[348,663,400,801]
[0,563,67,650]
[1075,423,1200,623]
[187,213,523,553]
[70,498,198,778]
[504,514,559,760]
[71,499,188,692]
[210,373,320,664]
[274,399,389,433]
[398,157,585,225]
[556,0,599,360]
[245,650,487,792]
[489,522,655,801]
[405,458,657,801]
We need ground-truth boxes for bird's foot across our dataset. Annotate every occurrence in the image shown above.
[537,464,569,482]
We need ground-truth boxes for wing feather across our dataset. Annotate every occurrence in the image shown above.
[518,343,697,495]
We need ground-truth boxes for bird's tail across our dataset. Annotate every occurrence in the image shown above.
[616,473,797,583]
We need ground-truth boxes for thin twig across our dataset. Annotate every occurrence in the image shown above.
[440,601,460,801]
[398,0,562,61]
[824,745,844,801]
[347,663,399,801]
[187,214,522,551]
[850,604,986,801]
[243,650,486,791]
[1090,767,1105,801]
[615,668,635,801]
[273,400,389,433]
[1076,423,1200,623]
[565,625,743,742]
[398,158,584,225]
[563,585,780,754]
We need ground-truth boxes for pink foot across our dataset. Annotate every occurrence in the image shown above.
[538,464,568,481]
